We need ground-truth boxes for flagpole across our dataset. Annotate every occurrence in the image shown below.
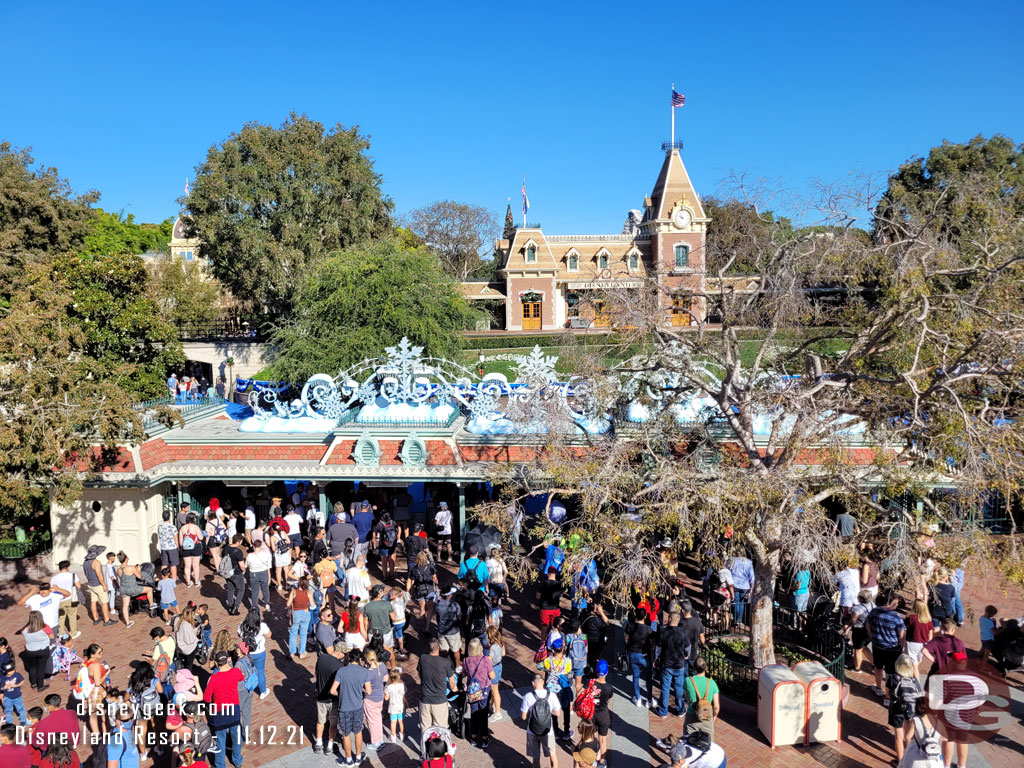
[522,174,526,228]
[670,82,675,150]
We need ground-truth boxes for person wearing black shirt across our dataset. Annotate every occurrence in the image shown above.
[591,659,613,766]
[417,638,456,733]
[403,524,428,571]
[679,601,705,663]
[538,568,565,637]
[655,612,689,717]
[581,604,611,669]
[313,638,346,755]
[222,535,247,616]
[626,609,653,707]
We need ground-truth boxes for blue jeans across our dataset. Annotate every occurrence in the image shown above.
[733,588,749,625]
[289,609,311,655]
[212,722,243,768]
[4,696,27,724]
[250,651,267,695]
[203,627,213,647]
[953,593,964,624]
[793,592,809,612]
[629,652,651,702]
[658,664,687,716]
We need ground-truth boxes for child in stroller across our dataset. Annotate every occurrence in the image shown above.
[51,634,84,681]
[420,725,456,765]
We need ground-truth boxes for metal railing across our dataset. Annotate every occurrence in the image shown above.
[177,320,267,341]
[546,234,651,244]
[336,407,461,429]
[136,393,228,430]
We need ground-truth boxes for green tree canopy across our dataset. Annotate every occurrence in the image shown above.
[703,197,793,276]
[52,252,183,399]
[83,209,173,256]
[147,259,223,331]
[265,238,472,383]
[872,134,1023,250]
[184,113,394,321]
[0,142,97,307]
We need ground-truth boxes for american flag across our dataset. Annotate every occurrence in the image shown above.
[184,178,190,195]
[522,178,530,215]
[671,90,686,108]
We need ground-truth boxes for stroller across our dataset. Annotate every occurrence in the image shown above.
[445,681,467,739]
[420,725,456,761]
[51,642,84,681]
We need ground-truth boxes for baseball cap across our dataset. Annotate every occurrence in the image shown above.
[670,743,691,764]
[214,650,231,665]
[443,586,458,597]
[596,659,609,676]
[549,638,564,651]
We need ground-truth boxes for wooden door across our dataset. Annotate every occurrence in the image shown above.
[593,299,611,327]
[671,296,691,326]
[522,301,542,330]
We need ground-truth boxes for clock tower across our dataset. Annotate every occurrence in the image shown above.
[642,144,708,326]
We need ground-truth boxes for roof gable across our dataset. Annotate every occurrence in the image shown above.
[649,150,706,221]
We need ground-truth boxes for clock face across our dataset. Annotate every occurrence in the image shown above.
[673,209,692,229]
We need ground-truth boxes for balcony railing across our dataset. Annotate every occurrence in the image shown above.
[546,234,650,244]
[177,321,267,342]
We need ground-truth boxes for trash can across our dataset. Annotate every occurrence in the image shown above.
[757,664,806,748]
[793,661,841,744]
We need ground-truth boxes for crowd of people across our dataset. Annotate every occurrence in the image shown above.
[1,497,1020,768]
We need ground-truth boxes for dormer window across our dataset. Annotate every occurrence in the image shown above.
[526,246,537,263]
[598,253,608,270]
[628,251,639,271]
[184,250,194,261]
[674,244,690,268]
[567,253,579,271]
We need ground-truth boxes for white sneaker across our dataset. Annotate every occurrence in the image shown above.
[125,620,135,628]
[71,631,82,639]
[489,711,503,722]
[259,690,270,699]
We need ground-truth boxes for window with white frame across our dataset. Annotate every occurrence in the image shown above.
[629,252,639,270]
[567,253,578,271]
[184,250,194,261]
[598,252,609,270]
[526,246,537,263]
[674,244,689,268]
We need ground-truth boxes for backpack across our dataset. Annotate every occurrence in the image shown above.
[533,644,549,665]
[73,666,95,700]
[1004,638,1024,670]
[139,682,160,711]
[569,634,588,668]
[211,525,228,546]
[382,524,398,548]
[218,553,235,578]
[912,718,942,760]
[154,642,174,684]
[463,559,484,590]
[686,729,712,754]
[469,606,487,638]
[275,535,290,555]
[542,657,567,692]
[690,676,714,722]
[437,600,459,634]
[181,531,196,552]
[527,690,553,736]
[238,656,259,692]
[189,720,216,758]
[573,679,596,720]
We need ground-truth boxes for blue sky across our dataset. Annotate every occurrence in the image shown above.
[2,1,1022,233]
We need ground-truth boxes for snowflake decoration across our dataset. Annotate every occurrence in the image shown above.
[383,337,423,372]
[357,379,379,406]
[516,345,558,383]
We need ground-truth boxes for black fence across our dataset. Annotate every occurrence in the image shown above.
[177,320,267,341]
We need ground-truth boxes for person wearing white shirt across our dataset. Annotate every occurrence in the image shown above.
[49,560,83,638]
[18,582,69,631]
[284,507,305,558]
[244,506,256,545]
[345,555,372,604]
[246,540,273,608]
[833,563,861,611]
[306,504,325,531]
[434,502,453,563]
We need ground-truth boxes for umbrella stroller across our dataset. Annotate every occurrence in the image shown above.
[446,682,467,739]
[421,725,456,761]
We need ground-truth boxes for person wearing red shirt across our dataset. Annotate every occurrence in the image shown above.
[0,723,33,768]
[204,651,245,768]
[36,741,80,768]
[31,694,81,753]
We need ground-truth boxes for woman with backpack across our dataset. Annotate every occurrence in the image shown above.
[888,653,924,766]
[463,638,495,748]
[372,512,399,580]
[234,641,259,743]
[204,509,228,573]
[107,700,142,768]
[178,514,205,588]
[128,663,159,760]
[173,605,201,671]
[238,609,271,699]
[898,697,943,768]
[406,551,438,629]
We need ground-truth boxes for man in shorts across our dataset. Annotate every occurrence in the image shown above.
[435,587,463,667]
[157,510,180,581]
[313,639,347,755]
[866,588,906,703]
[434,502,453,563]
[522,673,558,768]
[330,649,372,765]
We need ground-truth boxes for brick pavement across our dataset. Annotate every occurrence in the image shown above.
[2,555,1022,768]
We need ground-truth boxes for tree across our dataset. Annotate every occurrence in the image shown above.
[83,209,173,256]
[148,259,223,330]
[503,203,515,240]
[264,238,473,383]
[407,200,499,281]
[0,142,97,307]
[183,113,394,320]
[703,197,792,277]
[52,252,183,399]
[873,134,1024,249]
[474,153,1024,669]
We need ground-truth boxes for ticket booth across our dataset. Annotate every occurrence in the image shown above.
[757,664,806,748]
[794,661,841,744]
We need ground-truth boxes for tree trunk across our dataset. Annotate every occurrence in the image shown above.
[748,552,779,668]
